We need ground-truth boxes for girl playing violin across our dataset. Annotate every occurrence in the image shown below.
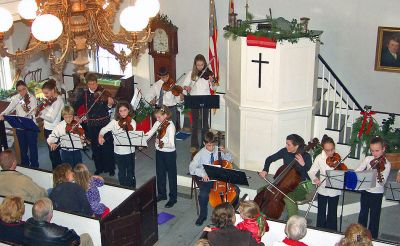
[182,54,217,153]
[98,102,137,188]
[47,106,84,168]
[145,106,177,208]
[147,67,182,128]
[307,135,342,231]
[0,80,38,167]
[37,79,64,168]
[355,136,391,239]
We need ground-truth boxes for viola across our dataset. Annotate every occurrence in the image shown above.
[370,155,386,183]
[326,152,348,171]
[35,97,57,117]
[118,116,134,131]
[65,120,85,137]
[161,79,183,96]
[209,132,238,208]
[254,138,319,219]
[156,120,170,148]
[21,93,31,113]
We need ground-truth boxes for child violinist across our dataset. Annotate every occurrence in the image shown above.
[98,101,137,188]
[237,201,269,243]
[147,67,181,128]
[145,105,177,208]
[37,79,64,168]
[0,80,38,167]
[47,106,84,168]
[355,136,391,239]
[182,54,217,153]
[307,135,342,231]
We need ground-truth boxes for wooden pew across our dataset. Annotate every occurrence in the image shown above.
[3,166,158,246]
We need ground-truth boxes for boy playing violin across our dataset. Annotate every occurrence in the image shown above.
[147,67,182,128]
[47,106,84,168]
[355,136,391,239]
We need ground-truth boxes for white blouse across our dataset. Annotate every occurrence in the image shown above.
[355,155,391,194]
[146,120,176,152]
[308,151,342,197]
[146,79,181,107]
[39,96,64,130]
[1,93,37,123]
[182,70,213,96]
[99,119,137,155]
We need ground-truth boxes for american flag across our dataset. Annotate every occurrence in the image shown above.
[229,0,234,15]
[209,0,219,94]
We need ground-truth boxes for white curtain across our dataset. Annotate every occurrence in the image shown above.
[0,57,12,90]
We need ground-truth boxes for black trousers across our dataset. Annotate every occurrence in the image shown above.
[44,129,62,169]
[317,194,339,231]
[191,108,209,149]
[115,153,136,188]
[87,125,115,173]
[358,191,383,239]
[155,150,177,202]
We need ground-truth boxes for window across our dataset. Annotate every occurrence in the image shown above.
[0,57,12,90]
[96,43,133,77]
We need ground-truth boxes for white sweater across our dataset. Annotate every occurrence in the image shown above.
[47,120,84,151]
[1,93,37,123]
[146,120,176,152]
[39,96,64,130]
[99,119,137,155]
[182,70,213,95]
[355,155,391,194]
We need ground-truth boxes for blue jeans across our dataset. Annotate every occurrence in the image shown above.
[61,149,82,168]
[317,194,339,231]
[44,129,62,168]
[115,153,136,188]
[155,150,177,202]
[16,129,38,167]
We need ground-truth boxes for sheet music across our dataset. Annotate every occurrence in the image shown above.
[59,133,83,150]
[114,130,148,147]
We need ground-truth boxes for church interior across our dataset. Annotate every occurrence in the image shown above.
[0,0,399,245]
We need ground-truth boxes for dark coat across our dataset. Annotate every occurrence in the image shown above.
[208,225,264,246]
[49,182,92,216]
[23,218,80,246]
[381,48,400,67]
[0,219,25,245]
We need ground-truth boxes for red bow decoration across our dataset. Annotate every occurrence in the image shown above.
[358,110,376,138]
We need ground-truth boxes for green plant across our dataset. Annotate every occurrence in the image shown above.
[380,114,400,153]
[0,88,16,100]
[349,116,380,155]
[134,100,154,123]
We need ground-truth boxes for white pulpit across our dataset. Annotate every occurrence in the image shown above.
[225,37,319,173]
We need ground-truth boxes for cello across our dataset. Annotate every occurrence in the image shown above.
[208,132,238,208]
[254,138,319,219]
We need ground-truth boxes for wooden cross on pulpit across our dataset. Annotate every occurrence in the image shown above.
[251,53,269,88]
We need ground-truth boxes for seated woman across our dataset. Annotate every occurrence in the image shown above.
[49,163,92,216]
[337,224,372,246]
[272,215,308,246]
[0,196,25,245]
[205,202,263,246]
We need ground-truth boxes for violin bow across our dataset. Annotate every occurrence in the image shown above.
[257,172,297,204]
[190,56,216,88]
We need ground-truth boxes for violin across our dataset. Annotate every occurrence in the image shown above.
[156,120,170,148]
[21,93,31,113]
[370,155,386,183]
[65,120,85,137]
[161,79,183,96]
[118,116,134,131]
[208,132,238,208]
[198,67,216,81]
[326,153,348,171]
[35,97,58,117]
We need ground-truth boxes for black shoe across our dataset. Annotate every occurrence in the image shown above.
[157,196,167,202]
[195,216,206,226]
[94,170,103,175]
[164,200,177,208]
[109,170,115,176]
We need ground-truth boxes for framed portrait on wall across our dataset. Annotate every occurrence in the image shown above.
[375,26,400,73]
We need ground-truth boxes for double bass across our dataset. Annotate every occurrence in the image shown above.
[254,138,319,219]
[208,132,238,208]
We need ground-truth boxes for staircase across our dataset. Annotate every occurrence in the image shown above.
[313,55,364,169]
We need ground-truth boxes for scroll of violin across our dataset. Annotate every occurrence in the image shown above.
[370,155,386,183]
[326,152,348,171]
[156,120,170,148]
[162,79,183,96]
[118,116,134,131]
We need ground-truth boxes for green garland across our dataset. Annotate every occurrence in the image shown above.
[134,100,154,123]
[224,14,322,44]
[349,116,380,155]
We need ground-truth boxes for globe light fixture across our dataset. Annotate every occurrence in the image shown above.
[0,7,13,33]
[120,6,149,32]
[18,0,38,20]
[32,14,63,42]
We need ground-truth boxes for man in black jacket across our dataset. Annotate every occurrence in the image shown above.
[24,198,93,246]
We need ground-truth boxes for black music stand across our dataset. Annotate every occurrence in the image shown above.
[184,95,220,134]
[4,115,39,132]
[204,164,249,187]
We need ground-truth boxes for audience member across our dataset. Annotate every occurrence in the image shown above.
[273,215,308,246]
[0,150,47,202]
[49,163,92,216]
[74,164,110,218]
[195,238,211,246]
[0,196,25,245]
[237,200,269,243]
[337,223,372,246]
[205,202,263,246]
[24,198,94,246]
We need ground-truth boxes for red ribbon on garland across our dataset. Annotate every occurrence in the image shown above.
[357,110,376,138]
